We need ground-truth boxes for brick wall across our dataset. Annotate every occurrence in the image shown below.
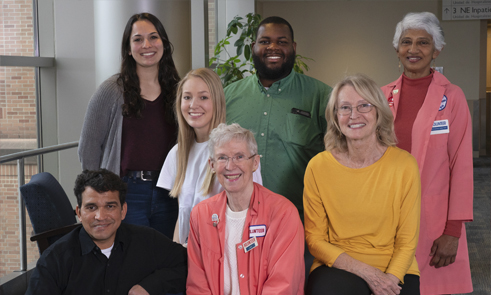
[0,0,39,277]
[0,67,37,139]
[0,164,39,277]
[0,0,37,139]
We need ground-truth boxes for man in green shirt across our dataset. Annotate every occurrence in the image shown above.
[224,16,332,219]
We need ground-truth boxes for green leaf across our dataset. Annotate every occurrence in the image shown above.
[234,39,244,47]
[244,45,251,60]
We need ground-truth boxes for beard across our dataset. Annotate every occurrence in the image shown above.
[253,51,296,81]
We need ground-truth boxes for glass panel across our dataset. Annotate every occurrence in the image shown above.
[0,0,35,56]
[0,0,39,277]
[0,65,40,277]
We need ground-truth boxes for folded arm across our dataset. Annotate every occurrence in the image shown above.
[137,232,188,294]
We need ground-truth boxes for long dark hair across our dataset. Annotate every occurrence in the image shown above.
[118,13,180,119]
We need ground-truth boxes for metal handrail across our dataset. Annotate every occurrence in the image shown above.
[0,141,78,163]
[0,141,79,271]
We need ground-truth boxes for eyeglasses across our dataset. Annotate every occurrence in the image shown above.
[213,154,256,165]
[336,103,374,115]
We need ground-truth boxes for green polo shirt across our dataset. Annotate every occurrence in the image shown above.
[224,70,331,219]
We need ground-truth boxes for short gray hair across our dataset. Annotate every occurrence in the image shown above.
[392,12,445,51]
[208,123,258,158]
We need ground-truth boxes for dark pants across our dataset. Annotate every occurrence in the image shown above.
[121,176,178,239]
[306,265,420,295]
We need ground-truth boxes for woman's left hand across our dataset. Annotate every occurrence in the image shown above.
[429,234,459,268]
[364,268,401,295]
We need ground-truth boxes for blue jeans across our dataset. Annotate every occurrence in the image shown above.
[121,176,178,239]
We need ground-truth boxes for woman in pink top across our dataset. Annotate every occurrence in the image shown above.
[381,12,473,295]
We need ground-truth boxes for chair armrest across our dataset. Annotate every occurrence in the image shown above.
[30,223,81,242]
[30,223,81,254]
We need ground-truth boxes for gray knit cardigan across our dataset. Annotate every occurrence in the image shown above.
[78,75,123,174]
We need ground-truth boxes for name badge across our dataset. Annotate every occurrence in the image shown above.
[431,119,449,135]
[249,225,266,238]
[243,237,258,253]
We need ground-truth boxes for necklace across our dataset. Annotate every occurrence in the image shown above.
[346,146,387,169]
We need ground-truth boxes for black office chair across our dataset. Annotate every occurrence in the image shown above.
[20,172,80,254]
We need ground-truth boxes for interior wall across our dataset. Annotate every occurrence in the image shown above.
[487,22,491,92]
[256,0,482,102]
[54,1,96,203]
[53,0,191,204]
[94,0,192,85]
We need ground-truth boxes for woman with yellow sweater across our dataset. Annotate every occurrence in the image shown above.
[304,74,421,295]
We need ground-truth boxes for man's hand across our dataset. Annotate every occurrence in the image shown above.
[429,234,459,268]
[128,285,149,295]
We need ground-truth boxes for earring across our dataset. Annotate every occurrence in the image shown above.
[432,59,436,68]
[398,60,401,73]
[211,170,216,174]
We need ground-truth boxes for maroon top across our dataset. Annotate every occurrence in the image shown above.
[394,72,433,153]
[120,93,177,176]
[394,70,462,238]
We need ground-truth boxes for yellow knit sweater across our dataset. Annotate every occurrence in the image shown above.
[304,146,421,282]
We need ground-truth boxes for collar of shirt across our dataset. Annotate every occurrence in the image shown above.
[255,69,296,95]
[79,226,127,256]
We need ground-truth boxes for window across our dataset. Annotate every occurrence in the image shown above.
[0,0,41,277]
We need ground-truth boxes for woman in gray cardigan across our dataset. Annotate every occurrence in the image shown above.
[78,13,179,238]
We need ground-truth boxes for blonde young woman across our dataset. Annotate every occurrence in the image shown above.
[157,68,262,246]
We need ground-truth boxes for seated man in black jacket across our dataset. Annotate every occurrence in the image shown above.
[26,169,187,295]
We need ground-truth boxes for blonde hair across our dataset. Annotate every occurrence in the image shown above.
[324,74,396,153]
[170,68,226,197]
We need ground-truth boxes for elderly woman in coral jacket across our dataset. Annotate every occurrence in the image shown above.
[187,123,305,295]
[381,12,473,295]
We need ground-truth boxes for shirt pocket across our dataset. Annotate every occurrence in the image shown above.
[283,112,318,147]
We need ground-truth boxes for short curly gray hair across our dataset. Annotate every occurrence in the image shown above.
[392,12,445,51]
[208,123,258,159]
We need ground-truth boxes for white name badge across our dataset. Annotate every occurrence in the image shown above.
[431,119,449,135]
[243,237,258,253]
[249,225,267,238]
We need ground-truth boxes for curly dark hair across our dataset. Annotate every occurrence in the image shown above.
[74,169,127,207]
[118,13,180,120]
